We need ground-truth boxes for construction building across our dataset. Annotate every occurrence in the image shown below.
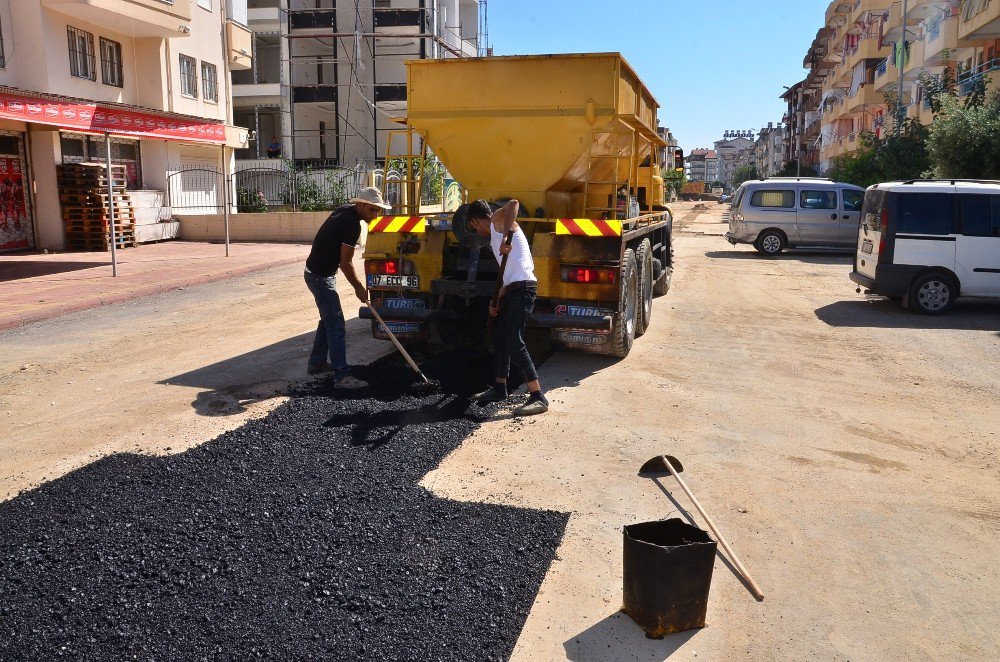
[0,0,252,253]
[794,0,1000,174]
[232,0,483,167]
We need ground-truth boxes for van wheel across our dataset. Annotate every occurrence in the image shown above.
[609,249,638,358]
[635,239,653,336]
[754,230,785,256]
[909,272,957,315]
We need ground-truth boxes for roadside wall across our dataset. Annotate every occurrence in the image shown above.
[178,211,345,243]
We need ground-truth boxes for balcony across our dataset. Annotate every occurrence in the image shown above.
[41,0,192,38]
[845,35,891,71]
[924,14,960,64]
[826,1,854,29]
[903,38,926,74]
[958,58,1000,96]
[958,0,1000,45]
[227,20,253,71]
[847,83,884,112]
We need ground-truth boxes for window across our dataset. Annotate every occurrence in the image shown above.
[800,190,837,210]
[100,38,123,87]
[198,0,213,9]
[896,193,956,235]
[179,55,198,97]
[843,189,864,212]
[959,195,1000,237]
[0,15,6,68]
[201,62,219,102]
[749,189,795,208]
[67,27,96,81]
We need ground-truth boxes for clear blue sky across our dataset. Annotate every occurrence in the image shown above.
[487,0,831,152]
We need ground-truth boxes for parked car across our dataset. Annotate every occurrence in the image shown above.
[726,178,865,255]
[850,180,1000,314]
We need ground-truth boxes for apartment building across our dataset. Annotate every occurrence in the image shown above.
[232,0,481,167]
[752,123,786,178]
[0,1,252,252]
[686,149,719,184]
[714,136,753,188]
[798,0,1000,174]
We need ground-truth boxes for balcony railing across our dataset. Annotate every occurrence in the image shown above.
[875,57,888,79]
[958,58,1000,96]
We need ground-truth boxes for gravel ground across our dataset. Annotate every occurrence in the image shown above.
[0,351,568,660]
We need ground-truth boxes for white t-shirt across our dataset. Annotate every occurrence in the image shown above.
[490,224,536,287]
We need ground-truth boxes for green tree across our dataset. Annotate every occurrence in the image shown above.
[662,168,687,198]
[732,165,758,188]
[926,90,1000,179]
[827,119,929,188]
[774,160,818,177]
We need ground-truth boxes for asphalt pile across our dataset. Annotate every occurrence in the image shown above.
[0,351,568,660]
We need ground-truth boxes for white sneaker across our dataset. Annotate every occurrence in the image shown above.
[335,374,368,389]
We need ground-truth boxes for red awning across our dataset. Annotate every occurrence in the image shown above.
[0,87,226,144]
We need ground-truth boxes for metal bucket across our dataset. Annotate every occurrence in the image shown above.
[622,519,717,638]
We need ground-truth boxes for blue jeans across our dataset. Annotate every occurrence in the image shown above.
[304,270,348,371]
[494,283,538,383]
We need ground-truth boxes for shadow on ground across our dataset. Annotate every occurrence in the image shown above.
[705,249,852,265]
[0,260,108,282]
[564,611,700,661]
[816,299,1000,330]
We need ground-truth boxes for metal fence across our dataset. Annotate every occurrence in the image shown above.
[167,164,374,214]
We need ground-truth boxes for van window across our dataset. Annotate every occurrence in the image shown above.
[843,189,863,212]
[896,193,956,235]
[749,189,795,208]
[733,186,747,208]
[800,190,837,209]
[861,189,887,231]
[959,194,1000,237]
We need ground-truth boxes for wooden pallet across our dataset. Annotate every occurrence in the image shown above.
[59,192,132,204]
[64,221,135,232]
[62,212,136,223]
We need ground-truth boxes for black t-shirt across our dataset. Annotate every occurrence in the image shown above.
[305,205,363,276]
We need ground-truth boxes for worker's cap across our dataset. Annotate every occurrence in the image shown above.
[349,186,392,211]
[467,199,492,221]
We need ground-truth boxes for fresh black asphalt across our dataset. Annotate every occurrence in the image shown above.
[0,352,568,660]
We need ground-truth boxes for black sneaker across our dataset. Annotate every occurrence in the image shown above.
[475,384,509,405]
[516,391,549,416]
[307,362,332,375]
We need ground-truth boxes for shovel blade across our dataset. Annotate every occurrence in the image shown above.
[638,455,684,476]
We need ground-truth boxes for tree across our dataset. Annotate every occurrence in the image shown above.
[927,90,1000,179]
[774,160,818,177]
[731,165,758,188]
[826,119,929,188]
[662,168,687,198]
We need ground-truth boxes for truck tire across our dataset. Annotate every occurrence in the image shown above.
[635,239,653,337]
[610,249,638,358]
[653,255,672,296]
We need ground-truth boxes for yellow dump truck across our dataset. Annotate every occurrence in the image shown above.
[360,53,674,358]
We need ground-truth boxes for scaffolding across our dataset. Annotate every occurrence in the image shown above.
[268,0,484,168]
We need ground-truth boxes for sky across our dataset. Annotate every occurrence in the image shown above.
[487,0,832,152]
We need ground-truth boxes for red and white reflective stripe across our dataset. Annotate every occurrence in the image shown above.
[368,216,427,233]
[555,218,623,237]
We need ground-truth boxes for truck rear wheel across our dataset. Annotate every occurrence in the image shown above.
[635,239,653,337]
[610,249,638,358]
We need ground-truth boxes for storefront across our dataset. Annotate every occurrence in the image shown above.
[0,85,237,254]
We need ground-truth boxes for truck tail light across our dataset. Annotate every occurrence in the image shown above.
[560,266,616,284]
[365,259,415,276]
[878,208,889,262]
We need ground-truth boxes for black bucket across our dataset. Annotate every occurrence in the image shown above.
[622,518,717,638]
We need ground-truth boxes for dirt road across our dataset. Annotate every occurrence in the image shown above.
[3,202,999,659]
[425,202,1000,660]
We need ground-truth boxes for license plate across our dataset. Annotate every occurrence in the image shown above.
[861,239,874,254]
[377,322,422,335]
[555,304,613,318]
[557,331,609,346]
[381,297,426,310]
[368,275,419,289]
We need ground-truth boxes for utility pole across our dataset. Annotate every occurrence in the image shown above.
[895,0,909,134]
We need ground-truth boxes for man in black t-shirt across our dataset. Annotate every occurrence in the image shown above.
[304,187,391,385]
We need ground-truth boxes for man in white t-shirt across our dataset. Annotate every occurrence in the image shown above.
[466,199,548,415]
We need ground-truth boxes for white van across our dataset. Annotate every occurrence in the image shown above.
[850,180,1000,314]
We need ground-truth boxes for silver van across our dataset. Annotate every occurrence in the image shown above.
[726,178,865,255]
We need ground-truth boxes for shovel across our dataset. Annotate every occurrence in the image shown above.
[367,304,442,396]
[640,455,764,601]
[482,229,515,350]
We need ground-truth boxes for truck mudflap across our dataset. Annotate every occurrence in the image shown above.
[366,297,430,340]
[552,304,614,353]
[358,306,612,331]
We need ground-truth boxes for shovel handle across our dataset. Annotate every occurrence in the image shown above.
[660,455,765,601]
[367,305,428,383]
[484,230,515,345]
